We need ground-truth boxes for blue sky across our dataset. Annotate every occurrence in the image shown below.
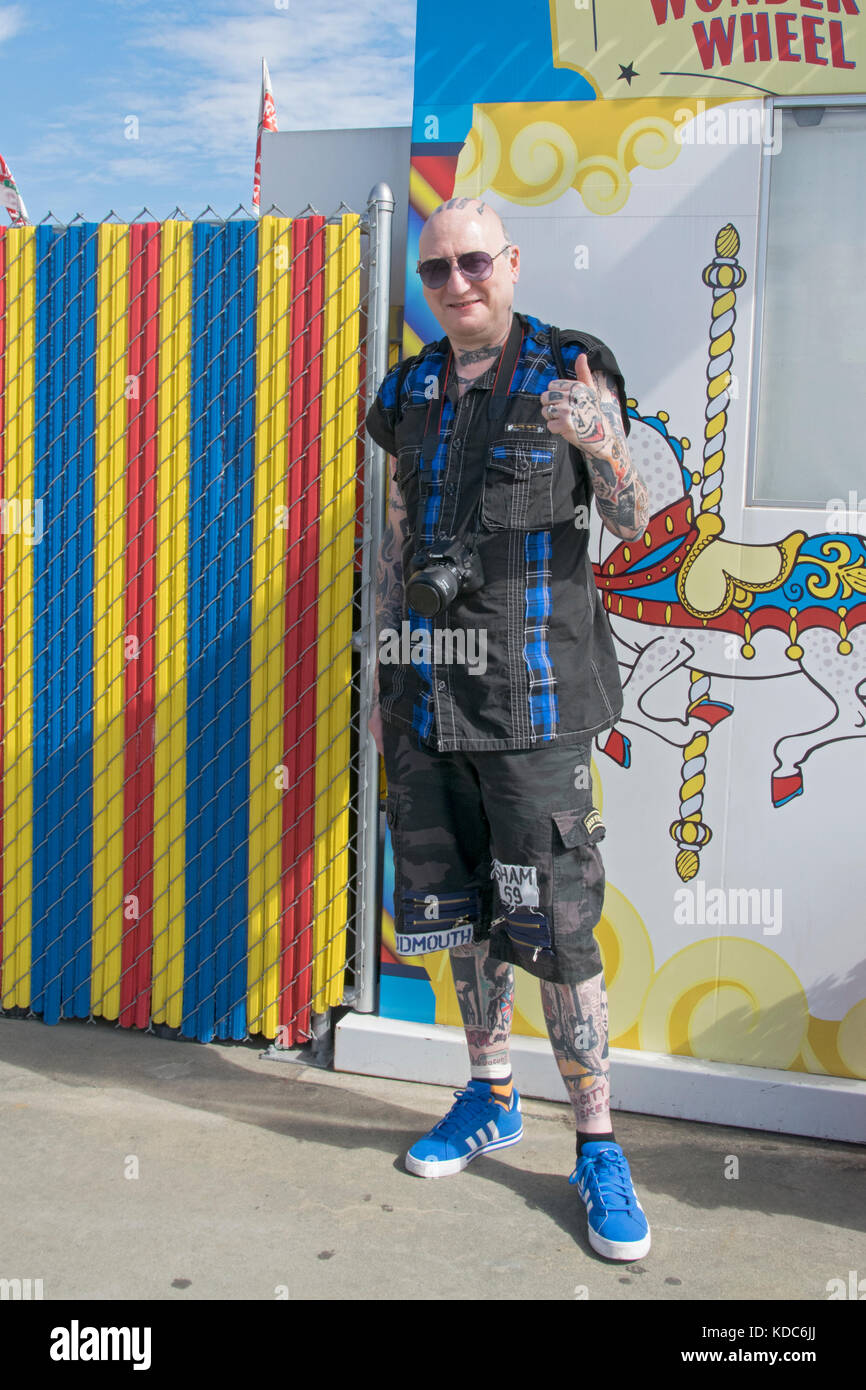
[1,0,416,223]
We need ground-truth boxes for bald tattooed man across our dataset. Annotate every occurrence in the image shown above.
[365,197,651,1261]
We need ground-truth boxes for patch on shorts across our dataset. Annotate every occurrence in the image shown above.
[395,926,475,955]
[491,859,540,909]
[583,808,603,836]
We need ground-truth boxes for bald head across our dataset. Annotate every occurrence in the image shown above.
[419,198,511,260]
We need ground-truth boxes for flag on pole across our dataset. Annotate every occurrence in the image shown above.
[0,151,29,225]
[252,58,278,217]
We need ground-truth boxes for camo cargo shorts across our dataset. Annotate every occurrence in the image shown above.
[382,726,608,984]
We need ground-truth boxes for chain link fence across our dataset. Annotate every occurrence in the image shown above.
[0,187,394,1055]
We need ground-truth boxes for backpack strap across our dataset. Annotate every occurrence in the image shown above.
[549,323,568,381]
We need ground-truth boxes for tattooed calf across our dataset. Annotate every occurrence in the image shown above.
[450,940,515,1059]
[540,971,611,1126]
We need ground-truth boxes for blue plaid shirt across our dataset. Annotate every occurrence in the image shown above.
[366,312,626,752]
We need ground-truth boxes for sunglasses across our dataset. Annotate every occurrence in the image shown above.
[416,244,512,290]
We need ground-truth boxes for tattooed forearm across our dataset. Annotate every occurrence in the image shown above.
[544,369,650,542]
[376,470,409,629]
[540,971,611,1127]
[585,374,649,541]
[374,470,411,698]
[586,452,650,540]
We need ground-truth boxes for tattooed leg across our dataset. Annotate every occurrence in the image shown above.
[449,937,515,1077]
[540,970,611,1132]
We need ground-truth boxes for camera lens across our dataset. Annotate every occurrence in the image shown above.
[406,565,460,617]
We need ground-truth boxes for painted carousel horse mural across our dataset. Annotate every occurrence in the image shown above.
[593,226,866,881]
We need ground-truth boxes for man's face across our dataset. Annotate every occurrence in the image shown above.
[417,210,519,346]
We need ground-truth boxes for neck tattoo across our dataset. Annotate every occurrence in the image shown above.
[455,312,513,369]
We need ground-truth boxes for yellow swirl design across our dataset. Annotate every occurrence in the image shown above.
[452,98,734,216]
[639,940,808,1069]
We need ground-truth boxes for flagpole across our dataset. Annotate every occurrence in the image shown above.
[252,57,279,217]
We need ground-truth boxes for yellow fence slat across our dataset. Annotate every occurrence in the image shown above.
[326,215,360,997]
[1,226,36,1009]
[152,221,191,1027]
[312,215,360,1012]
[247,216,292,1037]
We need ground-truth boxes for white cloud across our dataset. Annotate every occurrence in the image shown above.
[0,4,25,45]
[107,4,411,208]
[80,2,413,171]
[127,0,415,138]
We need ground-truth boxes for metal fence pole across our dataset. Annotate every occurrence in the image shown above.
[355,181,394,1013]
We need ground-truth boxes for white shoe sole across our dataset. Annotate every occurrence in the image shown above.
[405,1125,524,1178]
[575,1167,651,1260]
[587,1225,652,1261]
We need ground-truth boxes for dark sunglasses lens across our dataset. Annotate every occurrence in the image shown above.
[457,252,494,280]
[419,259,451,288]
[418,251,497,287]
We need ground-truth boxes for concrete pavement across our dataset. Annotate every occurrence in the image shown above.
[1,1014,863,1302]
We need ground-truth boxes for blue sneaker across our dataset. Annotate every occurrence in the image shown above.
[569,1142,651,1260]
[405,1079,523,1178]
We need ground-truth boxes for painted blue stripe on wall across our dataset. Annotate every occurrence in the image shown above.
[184,222,255,1042]
[31,225,96,1023]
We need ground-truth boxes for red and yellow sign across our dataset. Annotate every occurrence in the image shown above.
[550,0,863,98]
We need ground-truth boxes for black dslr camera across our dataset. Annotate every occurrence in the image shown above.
[405,538,485,617]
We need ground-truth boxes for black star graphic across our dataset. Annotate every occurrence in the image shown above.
[618,61,639,86]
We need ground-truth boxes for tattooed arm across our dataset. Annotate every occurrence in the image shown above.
[369,468,410,754]
[540,356,650,542]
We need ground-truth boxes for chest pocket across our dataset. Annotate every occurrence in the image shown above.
[481,436,556,532]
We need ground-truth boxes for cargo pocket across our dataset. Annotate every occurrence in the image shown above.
[481,440,555,532]
[551,807,607,932]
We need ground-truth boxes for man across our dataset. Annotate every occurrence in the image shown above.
[364,197,652,1262]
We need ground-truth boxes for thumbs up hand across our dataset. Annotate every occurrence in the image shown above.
[540,353,608,456]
